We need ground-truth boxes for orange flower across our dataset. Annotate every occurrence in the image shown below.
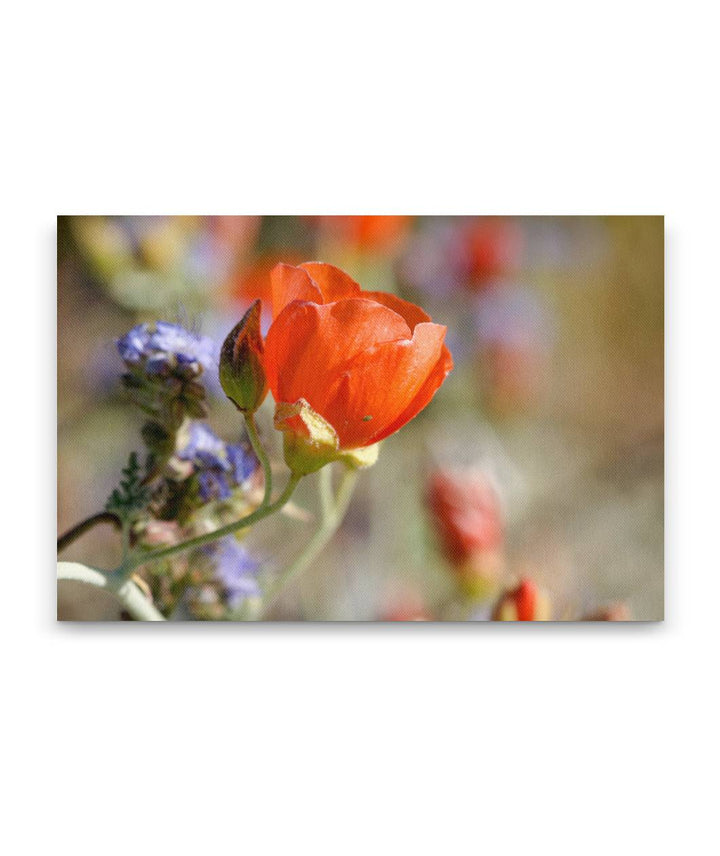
[427,469,504,565]
[264,262,453,471]
[427,468,505,600]
[465,217,522,287]
[492,579,551,621]
[317,215,412,252]
[228,257,275,306]
[225,254,305,326]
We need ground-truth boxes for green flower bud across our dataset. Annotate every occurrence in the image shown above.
[219,300,268,414]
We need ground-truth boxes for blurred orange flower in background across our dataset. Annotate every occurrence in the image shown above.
[263,262,453,450]
[316,215,412,253]
[225,253,304,325]
[427,469,504,565]
[492,579,551,621]
[465,217,522,287]
[227,257,275,306]
[427,468,506,600]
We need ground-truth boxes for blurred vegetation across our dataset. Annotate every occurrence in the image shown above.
[57,215,663,620]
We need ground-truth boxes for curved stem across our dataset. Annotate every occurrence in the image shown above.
[245,412,273,507]
[57,561,165,621]
[119,472,302,575]
[260,466,358,617]
[57,511,121,553]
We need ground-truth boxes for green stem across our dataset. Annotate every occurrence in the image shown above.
[260,466,358,617]
[57,561,165,621]
[118,473,302,575]
[245,412,273,507]
[319,463,334,519]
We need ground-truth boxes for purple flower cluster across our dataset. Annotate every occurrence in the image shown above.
[178,423,258,501]
[116,321,216,427]
[117,321,215,376]
[211,537,261,607]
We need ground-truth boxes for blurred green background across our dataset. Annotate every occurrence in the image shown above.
[57,216,663,620]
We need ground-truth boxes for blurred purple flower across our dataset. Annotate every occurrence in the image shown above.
[475,285,554,350]
[399,218,472,297]
[196,470,231,501]
[227,442,258,485]
[185,232,233,283]
[211,537,261,607]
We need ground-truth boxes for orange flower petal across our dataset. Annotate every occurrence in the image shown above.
[515,580,538,621]
[374,342,453,443]
[299,262,362,303]
[264,298,412,412]
[270,263,322,318]
[363,291,431,331]
[321,322,449,447]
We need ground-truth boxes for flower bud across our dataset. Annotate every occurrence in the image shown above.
[491,578,551,621]
[219,300,268,414]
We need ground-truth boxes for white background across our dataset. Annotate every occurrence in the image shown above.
[3,1,718,854]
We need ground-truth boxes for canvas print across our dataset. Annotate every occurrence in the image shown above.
[57,216,663,621]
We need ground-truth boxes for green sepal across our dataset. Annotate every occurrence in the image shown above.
[274,399,380,476]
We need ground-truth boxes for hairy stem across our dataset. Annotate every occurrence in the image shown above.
[57,561,165,621]
[245,412,273,507]
[260,466,358,617]
[118,473,302,575]
[57,511,121,553]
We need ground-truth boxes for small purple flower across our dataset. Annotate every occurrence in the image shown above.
[212,537,260,607]
[116,321,214,376]
[148,322,214,369]
[178,423,231,500]
[117,323,151,364]
[178,423,229,471]
[177,423,259,502]
[227,442,258,485]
